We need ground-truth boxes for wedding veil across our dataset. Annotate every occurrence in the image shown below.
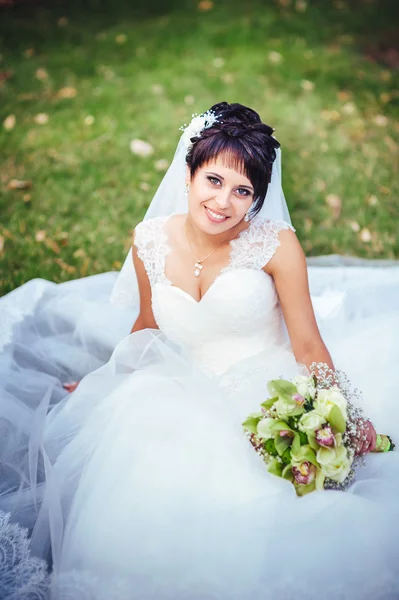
[110,127,292,311]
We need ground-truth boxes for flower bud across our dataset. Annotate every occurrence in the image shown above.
[279,430,294,438]
[293,393,305,407]
[315,424,335,448]
[292,462,316,485]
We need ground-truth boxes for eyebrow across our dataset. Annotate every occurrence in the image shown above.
[205,171,254,191]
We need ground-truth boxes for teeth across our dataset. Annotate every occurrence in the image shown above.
[206,207,227,220]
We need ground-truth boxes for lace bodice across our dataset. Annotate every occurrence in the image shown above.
[134,214,295,374]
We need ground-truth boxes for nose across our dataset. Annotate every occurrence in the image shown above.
[214,188,231,210]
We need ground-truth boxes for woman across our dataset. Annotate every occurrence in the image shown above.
[1,102,399,599]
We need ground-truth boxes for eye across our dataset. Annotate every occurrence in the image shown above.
[207,176,221,186]
[236,188,251,197]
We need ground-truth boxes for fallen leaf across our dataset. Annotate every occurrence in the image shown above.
[35,68,48,81]
[154,159,169,171]
[23,194,31,203]
[373,115,388,127]
[221,73,234,84]
[57,16,69,26]
[55,258,76,274]
[113,260,122,269]
[268,51,283,64]
[73,248,86,258]
[213,57,225,68]
[0,235,4,252]
[303,218,313,232]
[130,139,154,157]
[379,186,390,194]
[84,115,95,126]
[44,238,61,253]
[321,110,340,122]
[57,86,77,99]
[140,182,150,191]
[0,70,13,82]
[184,95,195,105]
[198,0,213,10]
[24,48,35,58]
[359,228,372,243]
[380,93,391,104]
[349,221,360,232]
[115,34,127,44]
[151,84,164,95]
[367,195,379,206]
[8,179,32,190]
[337,90,352,102]
[342,102,356,115]
[295,0,307,12]
[325,194,342,219]
[80,257,90,277]
[35,230,46,242]
[301,80,314,91]
[384,136,397,153]
[34,113,49,125]
[3,114,16,131]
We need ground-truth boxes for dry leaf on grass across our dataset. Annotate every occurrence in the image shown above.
[326,194,342,219]
[8,179,32,190]
[130,139,154,157]
[54,258,76,274]
[57,87,77,99]
[3,115,16,131]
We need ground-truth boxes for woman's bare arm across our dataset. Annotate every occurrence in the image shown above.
[130,230,159,333]
[265,229,334,371]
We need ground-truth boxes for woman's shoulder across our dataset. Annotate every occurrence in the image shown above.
[237,215,297,271]
[249,215,296,237]
[133,215,172,246]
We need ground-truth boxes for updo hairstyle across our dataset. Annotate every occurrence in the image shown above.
[185,101,280,219]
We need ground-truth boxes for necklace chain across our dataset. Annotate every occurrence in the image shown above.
[185,220,226,277]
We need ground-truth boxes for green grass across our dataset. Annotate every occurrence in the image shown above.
[0,0,398,296]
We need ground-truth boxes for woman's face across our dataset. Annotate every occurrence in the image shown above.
[186,155,254,234]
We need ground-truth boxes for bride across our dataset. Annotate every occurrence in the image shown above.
[1,101,399,600]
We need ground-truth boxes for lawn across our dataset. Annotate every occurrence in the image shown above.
[0,0,398,296]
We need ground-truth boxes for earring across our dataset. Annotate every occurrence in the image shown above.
[244,213,250,222]
[185,183,190,196]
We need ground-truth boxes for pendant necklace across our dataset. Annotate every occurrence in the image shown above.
[185,221,226,277]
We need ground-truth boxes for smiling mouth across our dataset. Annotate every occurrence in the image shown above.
[204,206,229,222]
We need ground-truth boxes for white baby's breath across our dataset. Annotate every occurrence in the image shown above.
[180,110,219,149]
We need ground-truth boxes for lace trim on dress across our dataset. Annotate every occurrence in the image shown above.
[0,509,50,599]
[225,216,295,272]
[134,214,295,289]
[134,216,172,288]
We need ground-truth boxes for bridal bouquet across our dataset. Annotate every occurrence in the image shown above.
[243,363,394,496]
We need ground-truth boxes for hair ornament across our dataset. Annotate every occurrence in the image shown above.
[179,110,219,150]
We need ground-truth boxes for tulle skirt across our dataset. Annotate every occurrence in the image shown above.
[1,265,399,599]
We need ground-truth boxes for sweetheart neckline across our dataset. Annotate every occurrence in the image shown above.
[157,268,274,305]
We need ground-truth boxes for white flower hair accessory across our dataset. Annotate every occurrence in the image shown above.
[179,109,219,150]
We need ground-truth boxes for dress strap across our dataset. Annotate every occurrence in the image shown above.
[228,216,296,271]
[133,216,171,286]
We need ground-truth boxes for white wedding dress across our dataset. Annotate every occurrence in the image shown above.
[1,213,399,600]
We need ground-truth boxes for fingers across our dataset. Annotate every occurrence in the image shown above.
[357,421,376,455]
[62,381,80,393]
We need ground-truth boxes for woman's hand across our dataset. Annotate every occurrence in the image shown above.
[354,420,377,455]
[63,381,80,393]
